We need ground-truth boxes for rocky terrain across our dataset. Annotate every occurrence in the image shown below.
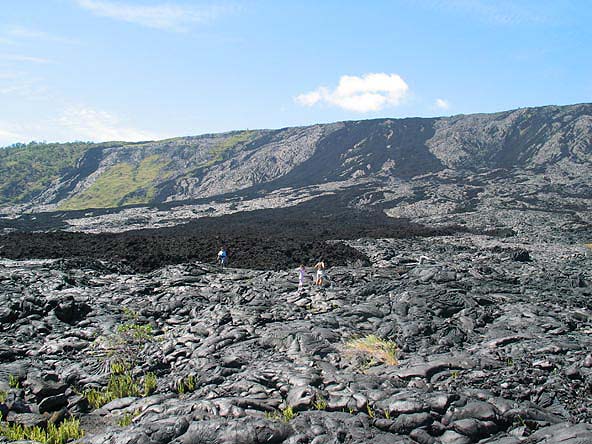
[0,227,591,444]
[0,102,591,443]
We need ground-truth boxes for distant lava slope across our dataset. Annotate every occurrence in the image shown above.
[0,103,589,213]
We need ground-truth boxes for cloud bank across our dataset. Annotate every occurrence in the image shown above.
[58,106,156,142]
[295,73,409,113]
[0,106,158,146]
[75,0,233,32]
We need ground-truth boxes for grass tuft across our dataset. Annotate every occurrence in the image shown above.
[345,335,398,366]
[313,396,327,411]
[83,372,157,409]
[0,417,84,443]
[176,375,196,395]
[115,323,153,341]
[117,410,140,427]
[7,375,19,389]
[265,405,297,422]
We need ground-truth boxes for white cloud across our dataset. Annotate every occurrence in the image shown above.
[434,98,450,110]
[75,0,234,32]
[0,106,158,146]
[295,73,409,113]
[57,106,157,142]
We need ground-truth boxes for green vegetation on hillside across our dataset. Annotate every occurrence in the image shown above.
[0,142,92,204]
[203,130,255,167]
[58,155,170,210]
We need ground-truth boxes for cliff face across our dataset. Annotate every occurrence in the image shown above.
[0,103,590,213]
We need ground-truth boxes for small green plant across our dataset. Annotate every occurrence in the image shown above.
[0,390,6,403]
[264,411,280,420]
[110,361,131,375]
[84,387,112,410]
[117,410,140,427]
[142,373,157,396]
[366,404,375,418]
[176,375,196,395]
[116,323,153,341]
[92,320,157,372]
[506,358,514,367]
[383,409,391,420]
[265,406,297,422]
[345,335,398,366]
[83,372,157,409]
[8,374,19,389]
[348,407,355,414]
[450,370,459,379]
[122,307,139,321]
[281,406,296,422]
[0,417,84,444]
[314,396,327,410]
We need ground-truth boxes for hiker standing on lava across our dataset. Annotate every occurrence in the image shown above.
[217,247,228,269]
[297,264,309,292]
[314,259,326,286]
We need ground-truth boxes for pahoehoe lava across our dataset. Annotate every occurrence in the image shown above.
[0,194,466,271]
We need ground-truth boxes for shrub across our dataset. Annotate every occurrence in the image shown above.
[0,417,84,443]
[345,335,398,366]
[92,321,156,371]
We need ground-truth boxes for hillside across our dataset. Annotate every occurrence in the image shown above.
[0,103,590,214]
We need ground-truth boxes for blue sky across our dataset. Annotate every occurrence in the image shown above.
[0,0,590,145]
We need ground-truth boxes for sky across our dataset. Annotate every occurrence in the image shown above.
[0,0,591,145]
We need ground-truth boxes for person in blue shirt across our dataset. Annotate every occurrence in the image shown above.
[217,247,228,269]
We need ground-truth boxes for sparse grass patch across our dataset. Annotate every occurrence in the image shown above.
[203,131,255,167]
[116,323,153,341]
[345,335,398,366]
[8,375,19,389]
[0,417,84,444]
[110,361,131,375]
[176,375,196,395]
[265,406,297,422]
[314,396,327,411]
[59,155,169,210]
[0,390,6,403]
[117,410,140,427]
[83,372,157,409]
[143,373,157,396]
